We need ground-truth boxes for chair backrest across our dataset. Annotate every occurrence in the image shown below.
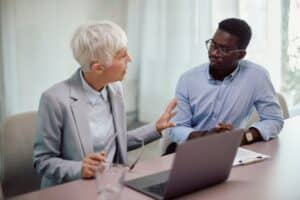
[245,92,289,128]
[0,182,4,200]
[0,111,41,198]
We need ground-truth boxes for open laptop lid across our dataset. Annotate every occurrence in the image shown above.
[164,128,244,199]
[125,129,244,200]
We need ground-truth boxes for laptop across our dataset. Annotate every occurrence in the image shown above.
[124,129,244,200]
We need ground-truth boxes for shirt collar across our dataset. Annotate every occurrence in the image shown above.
[206,62,241,82]
[226,63,240,81]
[80,70,108,105]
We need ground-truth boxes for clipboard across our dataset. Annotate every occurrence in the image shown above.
[233,147,270,166]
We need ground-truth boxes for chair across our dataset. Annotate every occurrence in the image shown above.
[245,92,289,128]
[0,111,41,198]
[160,92,290,155]
[0,182,4,200]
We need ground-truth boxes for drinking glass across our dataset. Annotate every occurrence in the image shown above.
[95,135,145,200]
[96,163,126,200]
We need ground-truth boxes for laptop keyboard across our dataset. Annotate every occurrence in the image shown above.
[144,182,166,196]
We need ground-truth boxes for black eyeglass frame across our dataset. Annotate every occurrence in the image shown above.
[205,39,245,56]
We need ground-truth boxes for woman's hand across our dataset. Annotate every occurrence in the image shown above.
[155,99,177,133]
[81,152,106,179]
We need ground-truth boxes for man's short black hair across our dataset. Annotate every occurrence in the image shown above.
[218,18,252,49]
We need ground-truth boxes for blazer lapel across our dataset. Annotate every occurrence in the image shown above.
[107,84,128,163]
[69,70,94,155]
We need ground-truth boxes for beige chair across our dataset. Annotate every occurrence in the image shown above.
[0,111,41,198]
[245,93,289,128]
[160,92,289,155]
[0,182,4,200]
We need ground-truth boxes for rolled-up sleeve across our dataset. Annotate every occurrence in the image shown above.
[250,72,284,140]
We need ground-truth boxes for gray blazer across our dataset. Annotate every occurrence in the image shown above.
[33,69,161,188]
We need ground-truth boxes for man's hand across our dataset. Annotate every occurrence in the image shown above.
[155,99,177,133]
[210,122,233,133]
[240,127,263,146]
[188,122,233,140]
[188,130,208,140]
[81,152,106,179]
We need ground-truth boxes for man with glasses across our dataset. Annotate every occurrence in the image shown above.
[166,18,284,154]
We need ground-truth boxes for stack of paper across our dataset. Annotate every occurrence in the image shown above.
[233,147,270,166]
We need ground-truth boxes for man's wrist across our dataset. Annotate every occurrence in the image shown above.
[188,130,208,140]
[241,127,263,145]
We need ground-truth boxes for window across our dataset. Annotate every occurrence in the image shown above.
[283,0,300,116]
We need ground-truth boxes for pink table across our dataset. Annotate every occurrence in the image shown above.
[10,116,300,200]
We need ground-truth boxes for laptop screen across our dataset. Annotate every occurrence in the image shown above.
[125,129,244,200]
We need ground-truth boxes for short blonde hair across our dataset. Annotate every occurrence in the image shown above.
[70,20,128,71]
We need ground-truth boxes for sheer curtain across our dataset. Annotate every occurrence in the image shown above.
[0,0,128,121]
[284,0,300,115]
[0,6,4,121]
[128,0,282,122]
[130,0,212,122]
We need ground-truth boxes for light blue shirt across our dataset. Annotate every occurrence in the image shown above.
[80,72,116,162]
[169,60,284,144]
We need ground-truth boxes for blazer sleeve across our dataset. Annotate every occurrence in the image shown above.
[33,93,82,185]
[113,82,161,151]
[127,123,161,151]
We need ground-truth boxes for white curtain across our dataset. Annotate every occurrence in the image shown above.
[0,0,284,122]
[286,0,300,115]
[128,0,282,122]
[131,0,212,122]
[0,43,4,121]
[0,0,128,121]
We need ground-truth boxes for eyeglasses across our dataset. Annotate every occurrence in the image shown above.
[205,39,244,56]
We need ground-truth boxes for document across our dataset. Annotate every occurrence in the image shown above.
[233,147,270,166]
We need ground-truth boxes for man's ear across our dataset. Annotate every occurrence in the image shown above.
[91,62,105,73]
[236,50,246,60]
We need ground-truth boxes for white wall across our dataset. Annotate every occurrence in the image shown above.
[0,0,138,120]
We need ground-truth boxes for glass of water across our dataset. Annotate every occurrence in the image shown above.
[95,162,126,200]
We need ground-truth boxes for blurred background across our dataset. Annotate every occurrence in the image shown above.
[0,0,299,124]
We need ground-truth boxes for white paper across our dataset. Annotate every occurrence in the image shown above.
[233,147,270,166]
